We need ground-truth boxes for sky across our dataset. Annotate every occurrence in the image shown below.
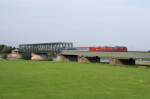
[0,0,150,51]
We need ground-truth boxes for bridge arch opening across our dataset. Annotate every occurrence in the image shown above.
[63,55,78,62]
[118,58,135,65]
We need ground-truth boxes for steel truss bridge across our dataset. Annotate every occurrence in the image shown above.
[19,42,73,53]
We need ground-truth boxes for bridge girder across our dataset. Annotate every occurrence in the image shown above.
[19,42,73,54]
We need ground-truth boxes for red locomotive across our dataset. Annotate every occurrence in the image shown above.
[89,46,127,52]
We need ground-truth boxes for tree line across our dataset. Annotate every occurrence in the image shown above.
[0,45,15,54]
[0,45,15,59]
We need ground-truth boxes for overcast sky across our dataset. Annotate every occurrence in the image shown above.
[0,0,150,51]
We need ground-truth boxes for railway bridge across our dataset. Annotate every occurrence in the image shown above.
[19,42,73,53]
[19,42,73,60]
[60,50,150,65]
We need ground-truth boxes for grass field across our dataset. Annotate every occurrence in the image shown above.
[0,61,150,99]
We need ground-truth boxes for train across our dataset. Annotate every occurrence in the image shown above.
[89,46,128,52]
[63,46,128,52]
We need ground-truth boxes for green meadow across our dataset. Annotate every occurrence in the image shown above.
[0,61,150,99]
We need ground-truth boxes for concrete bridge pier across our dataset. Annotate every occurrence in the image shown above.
[78,56,91,63]
[31,53,48,61]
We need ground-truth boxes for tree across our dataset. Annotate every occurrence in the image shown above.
[0,45,5,52]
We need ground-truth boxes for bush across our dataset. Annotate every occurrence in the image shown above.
[48,57,53,61]
[1,54,7,59]
[22,52,31,60]
[48,51,57,61]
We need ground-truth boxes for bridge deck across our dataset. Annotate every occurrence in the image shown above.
[61,50,150,59]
